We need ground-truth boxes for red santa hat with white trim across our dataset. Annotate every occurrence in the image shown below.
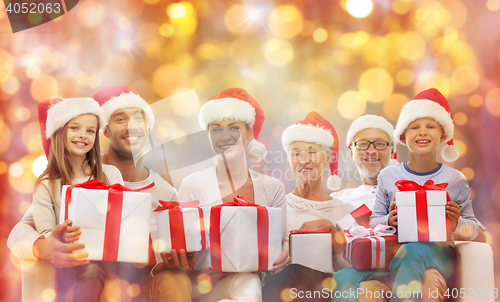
[199,88,267,162]
[346,114,398,164]
[282,111,341,191]
[394,88,459,162]
[93,85,154,131]
[38,97,104,157]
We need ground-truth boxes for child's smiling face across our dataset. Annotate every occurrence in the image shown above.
[402,117,446,155]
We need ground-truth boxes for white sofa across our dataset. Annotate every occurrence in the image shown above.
[453,241,495,302]
[20,242,495,301]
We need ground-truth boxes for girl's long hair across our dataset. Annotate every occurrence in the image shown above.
[34,117,109,194]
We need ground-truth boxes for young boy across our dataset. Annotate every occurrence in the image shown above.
[331,88,485,302]
[369,88,484,302]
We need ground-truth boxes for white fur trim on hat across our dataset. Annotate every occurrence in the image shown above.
[327,175,341,191]
[198,98,256,130]
[394,99,453,146]
[46,98,104,139]
[282,124,334,152]
[246,139,267,162]
[346,115,395,147]
[100,92,155,131]
[442,144,459,162]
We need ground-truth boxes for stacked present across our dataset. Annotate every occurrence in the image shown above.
[289,229,332,273]
[60,180,153,263]
[207,195,282,272]
[154,200,209,254]
[336,204,371,231]
[344,225,400,270]
[395,180,452,242]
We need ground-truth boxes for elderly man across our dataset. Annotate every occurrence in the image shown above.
[331,115,396,210]
[8,86,189,302]
[331,114,447,302]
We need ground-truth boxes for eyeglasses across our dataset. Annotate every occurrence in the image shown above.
[352,140,392,150]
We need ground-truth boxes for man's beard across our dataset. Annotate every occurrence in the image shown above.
[355,159,389,180]
[110,144,137,163]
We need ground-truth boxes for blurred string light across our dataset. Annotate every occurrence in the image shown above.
[469,94,483,107]
[268,5,303,39]
[31,154,48,177]
[454,112,467,126]
[359,68,394,103]
[485,88,500,116]
[338,91,366,119]
[486,0,500,11]
[346,0,373,18]
[167,2,197,36]
[9,163,23,177]
[313,28,328,43]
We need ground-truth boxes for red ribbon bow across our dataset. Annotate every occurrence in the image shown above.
[395,180,448,192]
[210,195,269,272]
[395,180,451,241]
[63,179,154,261]
[154,200,200,212]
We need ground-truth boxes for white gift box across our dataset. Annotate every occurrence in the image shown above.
[156,206,210,253]
[197,205,281,272]
[289,232,332,273]
[395,190,450,242]
[336,204,372,231]
[60,184,152,263]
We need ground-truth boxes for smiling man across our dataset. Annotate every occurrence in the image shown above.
[94,86,192,302]
[331,114,396,210]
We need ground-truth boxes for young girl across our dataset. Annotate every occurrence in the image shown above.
[33,97,124,302]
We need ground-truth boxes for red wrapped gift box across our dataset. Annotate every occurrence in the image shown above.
[344,225,401,270]
[154,200,209,254]
[336,204,371,231]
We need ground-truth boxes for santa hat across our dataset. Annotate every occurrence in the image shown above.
[394,88,459,162]
[93,86,154,131]
[199,88,267,162]
[38,97,104,157]
[346,114,398,164]
[282,111,341,191]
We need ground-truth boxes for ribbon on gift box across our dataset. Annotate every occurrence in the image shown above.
[63,179,155,261]
[395,180,452,241]
[344,224,397,269]
[154,200,207,252]
[210,195,269,272]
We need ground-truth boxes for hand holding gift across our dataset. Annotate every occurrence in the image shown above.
[446,201,460,233]
[388,201,398,227]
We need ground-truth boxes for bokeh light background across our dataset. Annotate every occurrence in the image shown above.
[1,0,500,301]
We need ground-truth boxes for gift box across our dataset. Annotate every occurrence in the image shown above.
[289,230,332,273]
[344,225,400,270]
[336,204,371,231]
[206,195,282,272]
[155,201,209,253]
[60,180,153,263]
[395,180,452,242]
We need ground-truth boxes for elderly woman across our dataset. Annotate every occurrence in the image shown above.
[176,88,288,302]
[263,112,389,302]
